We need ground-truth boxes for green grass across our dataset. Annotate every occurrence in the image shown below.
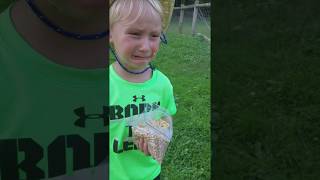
[213,0,320,179]
[155,32,211,179]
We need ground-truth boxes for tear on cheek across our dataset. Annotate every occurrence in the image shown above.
[151,48,159,57]
[151,51,157,58]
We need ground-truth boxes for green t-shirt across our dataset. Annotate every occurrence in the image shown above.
[109,64,177,180]
[0,6,108,180]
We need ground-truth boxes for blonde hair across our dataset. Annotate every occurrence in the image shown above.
[110,0,164,30]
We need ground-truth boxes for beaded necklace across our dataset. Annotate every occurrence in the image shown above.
[110,47,154,75]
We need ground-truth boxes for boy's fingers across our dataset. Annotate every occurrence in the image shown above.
[143,138,149,155]
[139,138,144,150]
[137,137,149,156]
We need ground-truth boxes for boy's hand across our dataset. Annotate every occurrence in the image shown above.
[137,137,150,156]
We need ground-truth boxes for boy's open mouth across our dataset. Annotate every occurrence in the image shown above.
[132,55,150,60]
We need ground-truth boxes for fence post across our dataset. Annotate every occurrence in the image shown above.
[192,0,199,36]
[178,3,184,34]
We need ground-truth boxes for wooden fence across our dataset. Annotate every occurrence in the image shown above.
[174,0,210,40]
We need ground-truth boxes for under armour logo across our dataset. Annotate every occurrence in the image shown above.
[133,95,146,102]
[74,106,108,128]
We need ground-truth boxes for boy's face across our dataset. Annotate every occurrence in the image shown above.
[110,10,162,71]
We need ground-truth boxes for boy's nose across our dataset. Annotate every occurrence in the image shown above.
[138,38,152,52]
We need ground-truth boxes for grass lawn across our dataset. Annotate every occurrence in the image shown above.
[155,32,211,179]
[213,0,320,179]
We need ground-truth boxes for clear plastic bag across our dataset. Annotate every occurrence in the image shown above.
[125,105,173,164]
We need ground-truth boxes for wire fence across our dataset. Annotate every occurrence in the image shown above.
[167,0,211,42]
